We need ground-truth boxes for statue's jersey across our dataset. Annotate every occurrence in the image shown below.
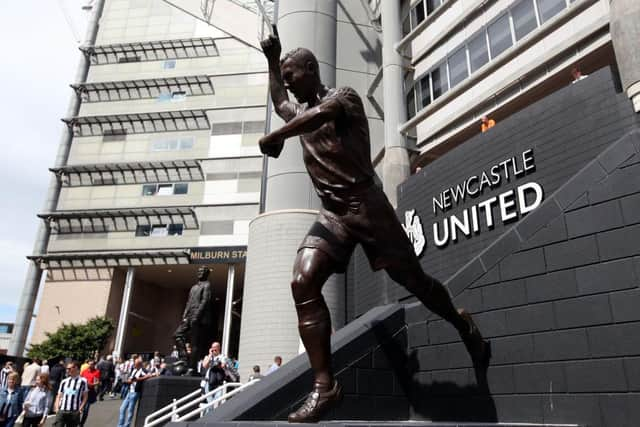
[293,87,376,203]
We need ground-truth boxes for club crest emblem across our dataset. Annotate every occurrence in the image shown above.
[402,209,426,256]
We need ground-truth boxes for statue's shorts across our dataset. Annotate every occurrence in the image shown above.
[299,183,418,273]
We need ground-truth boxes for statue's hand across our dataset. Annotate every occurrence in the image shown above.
[259,133,285,158]
[260,26,281,64]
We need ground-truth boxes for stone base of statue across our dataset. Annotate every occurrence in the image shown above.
[136,375,203,427]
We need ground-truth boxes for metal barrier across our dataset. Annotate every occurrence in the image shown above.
[143,379,260,427]
[173,379,260,422]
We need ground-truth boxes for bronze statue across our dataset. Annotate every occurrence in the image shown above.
[259,28,489,423]
[174,267,214,373]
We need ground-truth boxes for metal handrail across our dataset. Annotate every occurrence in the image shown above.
[143,380,259,427]
[174,379,260,422]
[143,388,202,427]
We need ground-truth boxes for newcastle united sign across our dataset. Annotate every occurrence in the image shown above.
[403,149,544,252]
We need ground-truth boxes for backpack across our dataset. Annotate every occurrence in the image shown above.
[207,365,226,389]
[223,363,240,383]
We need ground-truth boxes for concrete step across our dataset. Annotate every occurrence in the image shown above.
[178,421,582,427]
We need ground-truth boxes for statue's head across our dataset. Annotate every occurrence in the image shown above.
[197,267,210,281]
[280,48,321,103]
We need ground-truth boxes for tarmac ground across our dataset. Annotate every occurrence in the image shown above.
[44,395,129,427]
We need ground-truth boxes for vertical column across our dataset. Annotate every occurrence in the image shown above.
[221,264,235,355]
[113,267,135,359]
[8,0,106,357]
[610,0,640,112]
[381,1,410,207]
[239,0,342,374]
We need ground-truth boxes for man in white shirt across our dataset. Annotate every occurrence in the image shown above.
[266,356,282,375]
[21,359,41,397]
[117,357,156,427]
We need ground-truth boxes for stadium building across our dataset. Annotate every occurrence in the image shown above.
[10,2,640,423]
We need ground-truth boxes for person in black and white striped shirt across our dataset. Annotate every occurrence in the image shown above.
[53,361,88,427]
[0,362,14,390]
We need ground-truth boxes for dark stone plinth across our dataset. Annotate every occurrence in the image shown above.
[136,375,202,427]
[172,420,582,426]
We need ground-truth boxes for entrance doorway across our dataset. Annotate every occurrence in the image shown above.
[113,262,245,361]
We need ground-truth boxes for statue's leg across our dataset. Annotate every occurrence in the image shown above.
[186,322,200,372]
[292,247,336,386]
[386,259,490,372]
[174,321,189,360]
[289,247,342,422]
[387,259,467,332]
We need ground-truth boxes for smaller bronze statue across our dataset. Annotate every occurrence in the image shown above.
[259,28,489,423]
[174,267,214,374]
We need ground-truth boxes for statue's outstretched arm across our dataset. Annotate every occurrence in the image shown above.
[259,98,341,153]
[261,26,299,122]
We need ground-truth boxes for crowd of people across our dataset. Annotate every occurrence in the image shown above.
[0,359,53,427]
[0,354,160,427]
[0,346,283,427]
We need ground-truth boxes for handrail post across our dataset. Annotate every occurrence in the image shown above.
[171,398,178,421]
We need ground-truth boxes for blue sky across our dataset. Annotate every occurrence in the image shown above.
[0,1,87,323]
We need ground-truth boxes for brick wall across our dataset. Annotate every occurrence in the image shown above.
[398,67,640,426]
[351,67,639,318]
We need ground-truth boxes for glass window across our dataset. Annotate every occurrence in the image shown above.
[179,137,195,150]
[157,93,172,102]
[420,75,431,108]
[511,0,538,41]
[536,0,566,23]
[447,47,469,88]
[168,224,184,236]
[171,91,187,101]
[173,183,189,194]
[163,59,176,69]
[151,140,168,151]
[142,184,157,196]
[430,63,448,100]
[406,90,416,119]
[157,184,173,196]
[167,139,179,150]
[426,0,441,15]
[468,31,489,73]
[487,13,513,59]
[151,225,169,237]
[135,225,151,237]
[402,14,411,36]
[411,1,425,28]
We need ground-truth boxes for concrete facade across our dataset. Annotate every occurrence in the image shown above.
[21,0,269,360]
[610,0,640,111]
[401,0,617,159]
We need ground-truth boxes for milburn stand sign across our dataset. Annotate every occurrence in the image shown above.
[404,149,544,253]
[190,246,247,264]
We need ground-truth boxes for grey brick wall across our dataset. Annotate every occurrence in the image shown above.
[397,68,640,426]
[351,67,639,319]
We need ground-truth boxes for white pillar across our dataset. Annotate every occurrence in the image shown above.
[221,264,235,355]
[381,1,410,207]
[114,267,135,358]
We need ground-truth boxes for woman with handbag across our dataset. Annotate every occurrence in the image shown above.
[21,373,51,427]
[0,372,23,427]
